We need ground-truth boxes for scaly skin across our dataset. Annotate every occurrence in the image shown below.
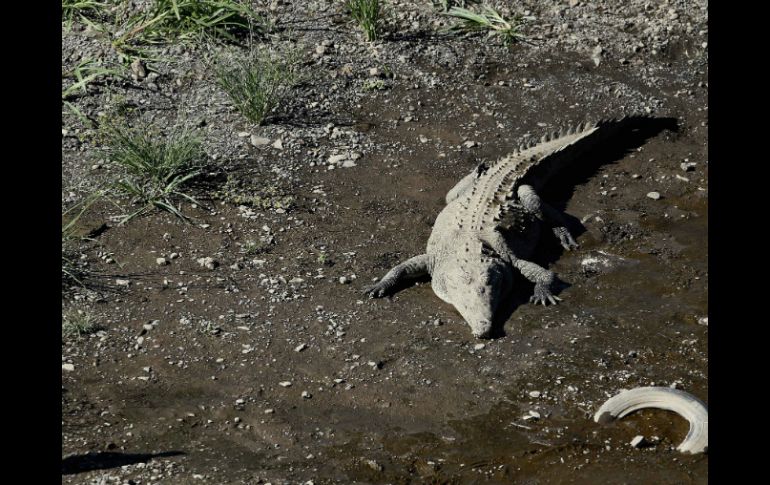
[365,118,629,338]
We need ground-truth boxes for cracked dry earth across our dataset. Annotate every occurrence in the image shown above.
[62,1,707,484]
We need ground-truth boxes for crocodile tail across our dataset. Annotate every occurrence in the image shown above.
[522,115,639,190]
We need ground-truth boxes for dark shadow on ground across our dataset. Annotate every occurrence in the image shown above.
[62,451,185,475]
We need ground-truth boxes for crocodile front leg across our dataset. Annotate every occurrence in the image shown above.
[364,254,431,298]
[517,185,579,251]
[483,231,561,306]
[513,258,561,306]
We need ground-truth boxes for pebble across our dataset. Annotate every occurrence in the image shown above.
[197,257,218,269]
[646,191,661,200]
[62,363,75,372]
[473,343,486,350]
[235,398,245,405]
[116,279,130,287]
[463,140,477,148]
[630,435,646,448]
[301,391,312,399]
[339,276,350,284]
[341,160,357,168]
[329,153,350,165]
[681,162,697,171]
[294,343,307,352]
[522,410,541,421]
[156,257,168,266]
[529,390,541,398]
[697,317,708,326]
[264,408,275,414]
[169,252,180,260]
[368,67,381,77]
[279,381,292,387]
[591,45,603,66]
[250,135,271,146]
[272,139,283,149]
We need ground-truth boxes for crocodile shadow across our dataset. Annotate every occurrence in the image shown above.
[62,450,185,475]
[491,116,679,338]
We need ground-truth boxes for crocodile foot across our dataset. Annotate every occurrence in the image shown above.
[363,281,390,298]
[530,282,562,306]
[553,226,579,251]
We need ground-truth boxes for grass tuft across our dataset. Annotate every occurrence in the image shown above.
[215,49,300,125]
[447,5,525,45]
[346,0,381,42]
[63,310,102,337]
[106,124,205,223]
[116,0,263,46]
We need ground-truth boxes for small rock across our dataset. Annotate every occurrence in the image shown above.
[341,160,357,168]
[62,363,75,372]
[630,435,646,448]
[315,45,327,55]
[522,410,541,421]
[591,45,603,66]
[279,381,292,387]
[264,408,275,414]
[294,343,307,352]
[473,343,486,350]
[116,279,130,287]
[230,262,243,270]
[463,140,477,148]
[339,276,350,284]
[365,459,383,472]
[328,154,348,165]
[433,318,443,326]
[681,162,697,171]
[169,252,180,260]
[368,67,381,77]
[569,0,580,7]
[197,257,218,269]
[130,59,146,80]
[646,191,661,200]
[156,257,168,266]
[272,139,283,149]
[250,135,271,146]
[419,135,428,143]
[235,398,245,405]
[697,317,708,326]
[301,391,312,399]
[529,390,541,398]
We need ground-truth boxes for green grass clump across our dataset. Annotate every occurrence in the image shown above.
[107,124,205,223]
[447,5,524,45]
[215,50,300,125]
[62,58,125,100]
[346,0,381,42]
[116,0,263,46]
[62,310,102,337]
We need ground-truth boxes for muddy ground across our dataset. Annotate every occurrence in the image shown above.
[62,1,708,483]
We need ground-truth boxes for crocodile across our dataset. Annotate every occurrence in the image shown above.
[365,117,635,338]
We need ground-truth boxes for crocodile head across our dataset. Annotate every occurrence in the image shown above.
[445,256,512,339]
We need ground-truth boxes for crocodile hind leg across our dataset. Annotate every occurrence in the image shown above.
[517,185,579,251]
[364,254,431,298]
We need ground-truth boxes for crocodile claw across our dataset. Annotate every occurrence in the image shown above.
[530,283,562,306]
[363,283,389,298]
[554,227,579,251]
